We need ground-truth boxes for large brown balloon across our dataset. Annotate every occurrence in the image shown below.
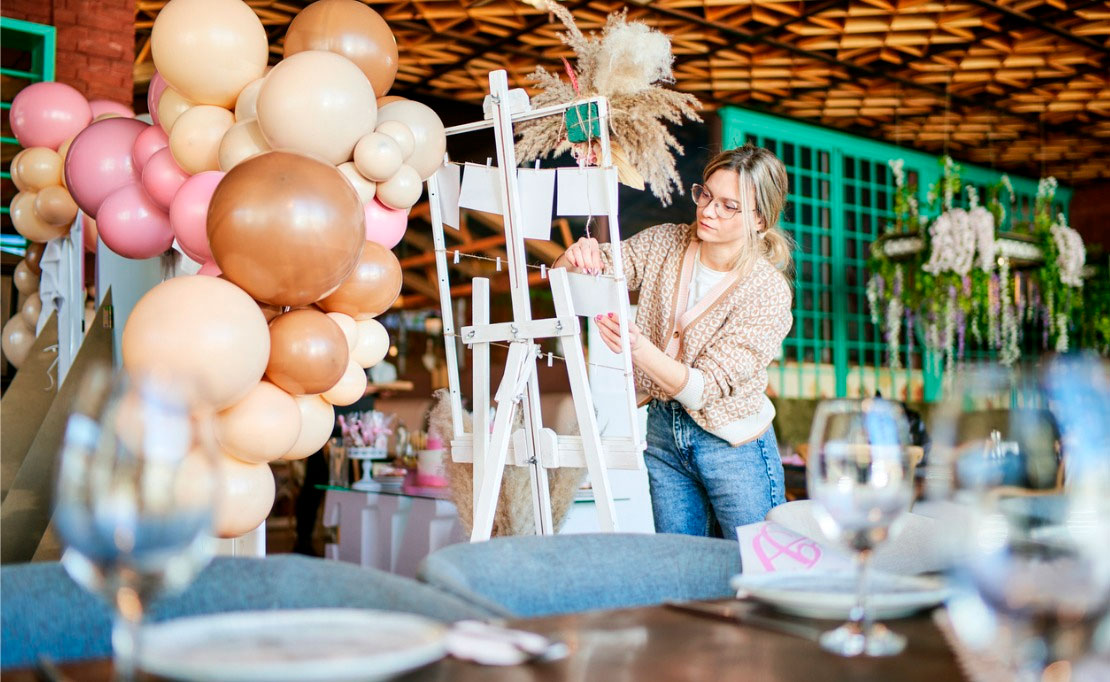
[207,150,365,307]
[283,0,399,97]
[24,242,46,274]
[13,260,39,294]
[266,308,349,395]
[317,240,401,320]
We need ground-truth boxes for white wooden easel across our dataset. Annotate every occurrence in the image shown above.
[425,70,645,543]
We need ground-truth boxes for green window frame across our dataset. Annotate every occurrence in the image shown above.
[720,107,1072,402]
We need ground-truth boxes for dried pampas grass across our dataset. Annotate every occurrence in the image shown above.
[515,2,701,206]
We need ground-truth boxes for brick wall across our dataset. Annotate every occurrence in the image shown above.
[2,0,133,106]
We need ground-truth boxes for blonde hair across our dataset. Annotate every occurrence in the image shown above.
[698,144,794,280]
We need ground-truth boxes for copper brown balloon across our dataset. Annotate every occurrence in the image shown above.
[265,308,349,395]
[34,185,79,226]
[13,260,39,294]
[283,0,399,97]
[316,240,401,320]
[23,242,46,275]
[207,150,365,307]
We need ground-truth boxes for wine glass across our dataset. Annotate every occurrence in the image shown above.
[53,365,220,681]
[927,358,1110,681]
[807,398,915,657]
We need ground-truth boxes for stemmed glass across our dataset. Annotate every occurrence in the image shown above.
[807,398,915,657]
[927,359,1110,681]
[53,365,220,681]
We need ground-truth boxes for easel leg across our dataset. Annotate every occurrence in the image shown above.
[471,279,490,514]
[523,371,554,534]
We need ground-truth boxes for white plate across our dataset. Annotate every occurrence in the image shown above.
[729,572,950,620]
[138,609,447,682]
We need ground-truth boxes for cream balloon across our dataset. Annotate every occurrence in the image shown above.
[157,87,195,133]
[213,452,275,538]
[215,380,302,463]
[326,312,358,352]
[15,147,63,190]
[375,100,446,180]
[375,164,422,210]
[375,120,414,161]
[353,132,402,182]
[2,316,35,369]
[234,77,265,121]
[283,394,335,460]
[351,318,389,368]
[169,104,235,174]
[321,359,367,406]
[20,292,42,329]
[9,150,27,191]
[151,0,269,108]
[337,162,376,203]
[217,118,271,171]
[255,50,377,165]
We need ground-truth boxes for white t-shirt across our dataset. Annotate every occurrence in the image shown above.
[685,249,729,312]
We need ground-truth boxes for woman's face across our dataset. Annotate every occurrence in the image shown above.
[695,169,764,246]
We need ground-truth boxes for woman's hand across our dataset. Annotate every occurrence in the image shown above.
[594,312,646,355]
[555,237,604,274]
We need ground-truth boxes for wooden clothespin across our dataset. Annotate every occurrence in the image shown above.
[540,264,547,279]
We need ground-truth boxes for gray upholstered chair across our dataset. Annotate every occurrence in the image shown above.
[417,533,741,618]
[1,554,492,670]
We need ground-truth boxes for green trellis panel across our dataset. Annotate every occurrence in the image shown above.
[720,107,1071,402]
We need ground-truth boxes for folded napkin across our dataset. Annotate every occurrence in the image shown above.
[445,620,568,666]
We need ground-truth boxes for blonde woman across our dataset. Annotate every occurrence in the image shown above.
[553,144,794,539]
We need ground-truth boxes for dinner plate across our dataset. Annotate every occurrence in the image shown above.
[138,609,447,682]
[729,572,950,620]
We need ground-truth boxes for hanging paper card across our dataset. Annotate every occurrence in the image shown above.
[433,164,461,229]
[516,167,556,241]
[556,167,616,217]
[565,270,622,318]
[459,163,503,215]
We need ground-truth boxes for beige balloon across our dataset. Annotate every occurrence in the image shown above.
[13,260,39,294]
[169,104,235,174]
[321,359,367,406]
[283,394,335,460]
[376,99,446,180]
[352,318,389,368]
[375,164,422,210]
[216,380,302,463]
[172,445,220,512]
[255,50,377,165]
[337,162,376,204]
[57,137,75,189]
[353,132,402,182]
[9,150,27,191]
[15,147,63,191]
[375,120,415,161]
[20,292,42,329]
[10,191,70,243]
[2,315,35,369]
[93,112,124,122]
[326,311,358,352]
[218,118,271,171]
[34,185,79,226]
[158,87,195,134]
[234,77,265,121]
[151,0,269,108]
[213,452,275,538]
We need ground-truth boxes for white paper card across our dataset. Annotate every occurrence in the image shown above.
[459,164,503,215]
[566,270,622,318]
[556,167,617,217]
[433,164,461,229]
[516,168,555,241]
[735,522,851,575]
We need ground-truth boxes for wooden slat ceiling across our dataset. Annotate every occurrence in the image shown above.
[133,0,1110,184]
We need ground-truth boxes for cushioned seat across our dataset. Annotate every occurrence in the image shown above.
[1,554,492,670]
[417,533,741,618]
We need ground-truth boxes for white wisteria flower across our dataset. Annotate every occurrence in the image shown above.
[1051,212,1086,288]
[924,208,976,276]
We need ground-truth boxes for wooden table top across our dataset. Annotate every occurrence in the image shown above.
[9,601,966,682]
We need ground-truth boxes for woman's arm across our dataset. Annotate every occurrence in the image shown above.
[594,313,688,396]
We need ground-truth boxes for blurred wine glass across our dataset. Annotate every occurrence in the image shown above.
[807,398,915,657]
[927,357,1110,680]
[53,365,220,681]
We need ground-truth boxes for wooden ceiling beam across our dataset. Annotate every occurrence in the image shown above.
[958,0,1110,56]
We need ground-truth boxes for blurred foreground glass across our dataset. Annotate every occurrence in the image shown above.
[326,436,349,488]
[54,365,219,681]
[807,399,915,656]
[927,357,1110,681]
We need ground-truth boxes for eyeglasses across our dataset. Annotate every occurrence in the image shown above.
[691,184,750,220]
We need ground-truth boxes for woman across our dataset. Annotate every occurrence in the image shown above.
[553,144,794,539]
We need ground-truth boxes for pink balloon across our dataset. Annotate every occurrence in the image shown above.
[64,117,148,218]
[90,99,134,118]
[132,124,169,171]
[169,170,224,263]
[364,198,408,249]
[10,82,93,149]
[147,72,168,128]
[142,147,190,210]
[197,261,222,276]
[97,183,175,259]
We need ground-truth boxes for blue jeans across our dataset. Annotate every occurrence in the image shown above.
[645,399,786,540]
